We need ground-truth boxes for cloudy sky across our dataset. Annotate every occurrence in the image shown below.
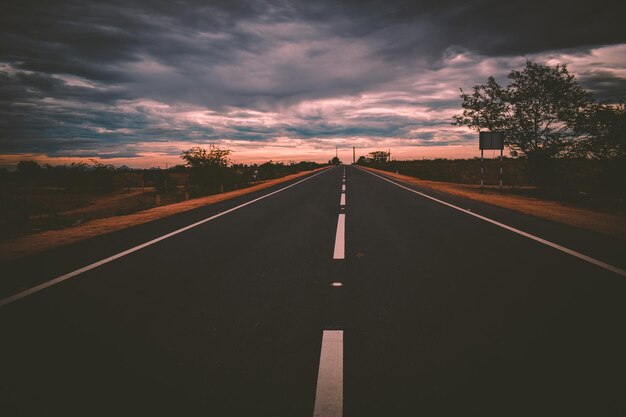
[2,0,625,167]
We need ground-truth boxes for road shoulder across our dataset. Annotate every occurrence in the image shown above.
[360,166,626,240]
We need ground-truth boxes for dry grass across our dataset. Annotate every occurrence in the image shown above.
[26,189,157,224]
[363,166,626,240]
[0,167,328,263]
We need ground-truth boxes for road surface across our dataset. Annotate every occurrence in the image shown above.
[1,165,625,416]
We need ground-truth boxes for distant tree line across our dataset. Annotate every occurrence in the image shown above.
[3,159,125,192]
[0,159,181,193]
[179,145,326,195]
[0,150,327,196]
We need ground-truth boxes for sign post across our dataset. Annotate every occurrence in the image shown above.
[499,147,503,190]
[481,148,484,192]
[479,132,505,192]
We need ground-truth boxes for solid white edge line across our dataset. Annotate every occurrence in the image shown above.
[360,168,626,277]
[340,194,346,206]
[313,330,343,417]
[333,214,346,259]
[0,167,335,308]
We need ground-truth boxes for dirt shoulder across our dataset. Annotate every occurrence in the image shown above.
[362,166,626,240]
[0,167,328,263]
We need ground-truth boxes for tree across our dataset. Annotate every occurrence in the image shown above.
[180,145,232,192]
[367,151,390,163]
[452,76,508,133]
[573,102,626,194]
[16,160,42,178]
[453,61,593,159]
[453,61,594,187]
[88,159,116,191]
[330,156,341,165]
[180,145,231,169]
[574,102,626,160]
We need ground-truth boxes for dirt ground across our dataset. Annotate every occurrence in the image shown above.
[0,167,327,263]
[363,166,626,240]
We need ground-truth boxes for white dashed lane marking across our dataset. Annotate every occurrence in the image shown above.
[313,330,344,417]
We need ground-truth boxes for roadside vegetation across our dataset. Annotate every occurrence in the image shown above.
[357,157,623,212]
[0,151,327,240]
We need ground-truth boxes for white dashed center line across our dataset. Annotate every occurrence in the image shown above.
[314,170,347,416]
[313,330,344,417]
[333,214,346,259]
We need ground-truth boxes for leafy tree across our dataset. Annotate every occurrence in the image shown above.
[574,102,626,160]
[16,160,42,178]
[180,145,231,169]
[454,61,593,159]
[180,145,232,192]
[453,61,594,187]
[89,159,116,191]
[330,156,341,165]
[505,62,592,158]
[573,102,626,195]
[452,76,508,133]
[367,151,390,163]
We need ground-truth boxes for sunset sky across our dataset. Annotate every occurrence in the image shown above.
[2,0,625,168]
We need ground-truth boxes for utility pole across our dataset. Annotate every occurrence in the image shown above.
[353,147,355,164]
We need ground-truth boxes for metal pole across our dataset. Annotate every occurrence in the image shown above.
[480,149,484,193]
[353,147,355,164]
[499,148,503,191]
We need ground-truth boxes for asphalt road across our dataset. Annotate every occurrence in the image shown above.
[1,165,625,417]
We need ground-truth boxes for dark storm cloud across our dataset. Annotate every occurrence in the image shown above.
[579,71,626,102]
[301,0,626,58]
[1,0,626,158]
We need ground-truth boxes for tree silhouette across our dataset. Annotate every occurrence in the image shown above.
[368,151,390,163]
[453,61,594,187]
[454,61,593,159]
[575,102,626,160]
[180,145,232,192]
[16,160,42,179]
